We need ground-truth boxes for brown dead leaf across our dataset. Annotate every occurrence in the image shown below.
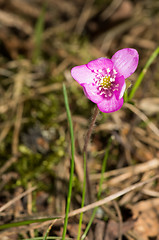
[136,147,154,162]
[94,220,105,240]
[130,198,159,239]
[67,223,81,238]
[104,219,134,240]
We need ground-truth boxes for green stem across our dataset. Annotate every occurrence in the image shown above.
[128,46,159,101]
[62,84,75,240]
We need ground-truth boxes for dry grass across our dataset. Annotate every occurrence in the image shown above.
[0,0,159,239]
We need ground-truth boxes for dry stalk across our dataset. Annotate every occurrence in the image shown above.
[7,174,158,232]
[67,174,159,218]
[113,200,123,240]
[125,103,159,137]
[0,10,32,35]
[1,175,158,237]
[12,103,23,155]
[75,0,94,34]
[0,186,37,213]
[90,158,159,182]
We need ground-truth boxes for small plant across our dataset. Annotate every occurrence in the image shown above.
[58,48,139,239]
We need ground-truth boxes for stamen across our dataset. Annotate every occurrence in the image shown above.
[113,69,117,74]
[93,67,119,98]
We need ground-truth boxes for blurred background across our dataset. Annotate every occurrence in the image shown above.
[0,0,159,239]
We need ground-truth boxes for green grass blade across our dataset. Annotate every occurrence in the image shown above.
[62,84,75,240]
[0,217,60,230]
[128,46,159,101]
[81,137,112,239]
[25,237,72,240]
[32,7,45,62]
[81,208,96,240]
[77,152,87,240]
[43,221,54,240]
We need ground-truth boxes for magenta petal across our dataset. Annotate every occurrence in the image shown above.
[83,83,104,104]
[97,95,124,113]
[87,58,113,71]
[111,48,139,79]
[115,75,126,99]
[71,65,95,85]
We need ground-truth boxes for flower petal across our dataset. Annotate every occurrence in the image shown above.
[83,83,104,104]
[114,75,126,99]
[87,58,113,71]
[111,48,139,79]
[71,64,95,85]
[97,94,124,113]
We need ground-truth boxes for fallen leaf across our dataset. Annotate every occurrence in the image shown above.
[129,198,159,239]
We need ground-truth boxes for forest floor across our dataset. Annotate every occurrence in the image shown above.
[0,0,159,239]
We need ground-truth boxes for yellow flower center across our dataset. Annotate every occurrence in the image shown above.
[94,68,118,98]
[100,76,111,89]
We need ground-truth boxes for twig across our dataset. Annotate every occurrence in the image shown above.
[113,200,123,240]
[7,175,158,233]
[12,103,23,155]
[125,103,159,137]
[100,0,123,21]
[0,104,24,176]
[0,186,37,213]
[90,158,159,182]
[0,156,18,176]
[68,174,159,218]
[75,0,94,34]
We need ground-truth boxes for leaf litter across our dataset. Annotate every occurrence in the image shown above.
[0,0,159,239]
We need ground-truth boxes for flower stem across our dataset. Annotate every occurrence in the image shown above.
[77,106,99,239]
[83,105,99,203]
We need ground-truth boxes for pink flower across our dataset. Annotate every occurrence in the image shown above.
[71,48,139,113]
